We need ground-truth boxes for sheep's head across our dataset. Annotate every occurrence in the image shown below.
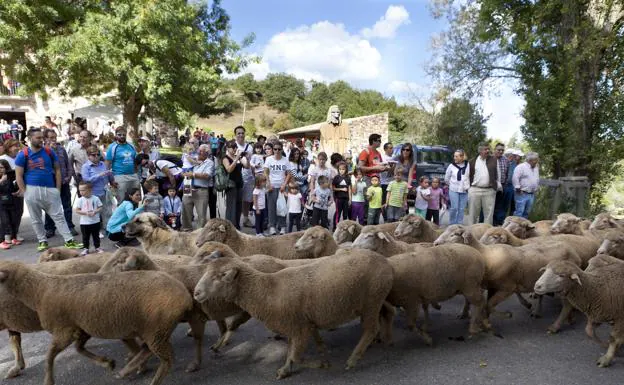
[534,260,582,295]
[596,230,624,258]
[99,247,156,273]
[590,213,621,231]
[193,257,241,303]
[502,216,533,239]
[0,261,28,289]
[38,247,80,263]
[333,220,361,244]
[196,219,232,247]
[296,226,332,257]
[190,242,240,265]
[394,214,424,239]
[433,225,468,245]
[125,212,169,238]
[352,228,394,252]
[550,213,581,235]
[480,228,511,245]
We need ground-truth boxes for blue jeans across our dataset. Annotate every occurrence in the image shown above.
[513,192,535,219]
[493,185,515,226]
[448,191,468,225]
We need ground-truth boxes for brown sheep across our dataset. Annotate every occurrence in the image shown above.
[294,226,339,257]
[502,216,551,239]
[590,213,623,231]
[332,220,399,245]
[0,261,193,385]
[195,218,316,259]
[550,213,605,239]
[193,251,393,379]
[534,259,624,368]
[124,212,200,255]
[351,227,430,257]
[596,230,624,259]
[392,214,442,243]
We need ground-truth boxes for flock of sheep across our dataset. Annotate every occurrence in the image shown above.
[1,210,623,385]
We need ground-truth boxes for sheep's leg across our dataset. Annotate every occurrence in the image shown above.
[227,311,252,332]
[117,346,152,379]
[346,310,380,369]
[45,332,74,385]
[515,293,533,310]
[464,289,486,336]
[458,297,470,320]
[145,339,173,385]
[74,332,116,370]
[210,319,228,351]
[597,323,624,368]
[121,339,147,374]
[529,295,543,318]
[378,301,396,345]
[585,320,607,346]
[486,290,514,318]
[405,304,433,346]
[6,331,25,379]
[421,304,430,332]
[276,333,310,379]
[185,318,205,372]
[548,299,574,334]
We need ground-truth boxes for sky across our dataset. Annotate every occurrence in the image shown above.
[222,0,524,141]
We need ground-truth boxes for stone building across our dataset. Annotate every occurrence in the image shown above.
[278,112,389,155]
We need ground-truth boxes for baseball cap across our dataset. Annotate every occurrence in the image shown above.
[513,149,524,157]
[504,148,514,155]
[139,136,150,142]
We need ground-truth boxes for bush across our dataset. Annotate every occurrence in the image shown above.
[272,115,293,133]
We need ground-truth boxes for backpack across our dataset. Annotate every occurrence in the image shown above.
[158,154,183,168]
[214,163,235,192]
[22,147,55,173]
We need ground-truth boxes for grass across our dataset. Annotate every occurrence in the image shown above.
[159,147,183,157]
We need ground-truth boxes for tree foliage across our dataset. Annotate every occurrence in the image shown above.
[434,98,487,156]
[260,73,306,113]
[0,0,251,138]
[431,0,624,205]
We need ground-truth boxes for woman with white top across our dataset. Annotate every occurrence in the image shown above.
[444,149,471,225]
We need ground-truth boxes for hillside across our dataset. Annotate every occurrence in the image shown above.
[195,103,284,138]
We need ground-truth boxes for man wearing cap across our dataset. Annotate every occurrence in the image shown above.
[138,135,160,186]
[105,127,138,202]
[512,152,539,218]
[493,142,510,226]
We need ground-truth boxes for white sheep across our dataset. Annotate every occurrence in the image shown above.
[333,220,399,245]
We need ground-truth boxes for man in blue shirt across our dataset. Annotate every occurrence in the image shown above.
[209,132,219,156]
[105,127,138,202]
[82,145,114,235]
[15,128,83,251]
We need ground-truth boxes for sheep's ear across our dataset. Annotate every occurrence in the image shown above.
[570,273,582,286]
[538,267,546,273]
[222,268,238,283]
[572,217,581,224]
[461,231,471,244]
[154,217,169,230]
[0,270,7,283]
[526,224,535,230]
[347,225,355,235]
[218,225,226,233]
[209,250,223,259]
[124,255,138,270]
[377,232,390,242]
[608,219,618,227]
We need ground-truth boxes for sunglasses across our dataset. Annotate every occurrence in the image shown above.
[88,153,99,156]
[402,148,411,152]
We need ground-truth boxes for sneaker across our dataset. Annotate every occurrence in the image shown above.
[95,248,105,253]
[11,239,22,246]
[243,217,253,228]
[269,227,277,235]
[4,235,10,243]
[280,228,286,235]
[99,232,105,239]
[37,241,49,252]
[255,233,265,237]
[45,230,55,239]
[64,239,83,249]
[114,242,123,249]
[16,235,24,242]
[0,241,11,250]
[70,228,79,236]
[80,248,89,256]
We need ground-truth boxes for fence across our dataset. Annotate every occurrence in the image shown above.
[0,77,20,96]
[530,176,591,220]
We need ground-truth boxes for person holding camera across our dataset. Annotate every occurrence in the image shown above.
[234,125,255,227]
[222,139,249,229]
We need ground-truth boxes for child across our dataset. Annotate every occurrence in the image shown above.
[366,175,383,225]
[252,175,267,237]
[415,176,431,218]
[73,182,103,255]
[311,175,332,229]
[385,167,409,222]
[427,177,443,225]
[350,168,367,225]
[332,162,351,230]
[286,183,302,233]
[162,187,182,229]
[250,143,266,176]
[0,159,19,249]
[143,179,163,217]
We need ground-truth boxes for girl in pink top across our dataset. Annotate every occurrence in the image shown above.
[426,177,443,225]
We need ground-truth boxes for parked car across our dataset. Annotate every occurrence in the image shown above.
[391,144,454,199]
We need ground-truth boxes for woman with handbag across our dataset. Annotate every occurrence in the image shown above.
[222,140,248,230]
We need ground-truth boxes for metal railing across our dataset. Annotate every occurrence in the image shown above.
[0,77,21,96]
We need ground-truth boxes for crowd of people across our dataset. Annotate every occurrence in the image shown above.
[0,116,540,253]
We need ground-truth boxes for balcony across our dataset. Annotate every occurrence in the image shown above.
[0,77,32,101]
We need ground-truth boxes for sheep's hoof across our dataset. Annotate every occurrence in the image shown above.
[5,366,22,379]
[105,359,116,371]
[547,325,560,334]
[421,333,433,346]
[597,355,612,368]
[136,363,148,375]
[185,361,200,373]
[276,368,290,379]
[457,312,470,320]
[530,312,542,319]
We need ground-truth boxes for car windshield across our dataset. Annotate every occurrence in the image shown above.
[417,149,453,164]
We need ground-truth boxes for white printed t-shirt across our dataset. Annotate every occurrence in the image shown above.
[73,195,103,225]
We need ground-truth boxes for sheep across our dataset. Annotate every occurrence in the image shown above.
[384,244,487,345]
[0,260,193,385]
[434,225,582,320]
[392,214,442,243]
[38,247,82,262]
[502,216,552,238]
[351,227,430,257]
[590,213,623,231]
[294,226,340,257]
[534,258,624,368]
[124,212,200,255]
[332,220,398,245]
[550,213,605,238]
[193,250,394,379]
[0,258,107,379]
[596,230,624,259]
[196,218,320,259]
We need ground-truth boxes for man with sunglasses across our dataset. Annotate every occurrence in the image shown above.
[105,127,137,202]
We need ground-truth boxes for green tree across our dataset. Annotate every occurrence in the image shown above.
[0,0,251,139]
[273,115,293,132]
[233,73,261,103]
[434,98,488,155]
[261,73,306,113]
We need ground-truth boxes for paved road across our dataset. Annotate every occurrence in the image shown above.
[0,206,623,384]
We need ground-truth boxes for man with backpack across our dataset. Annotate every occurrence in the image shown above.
[15,128,83,251]
[105,127,138,202]
[155,155,184,197]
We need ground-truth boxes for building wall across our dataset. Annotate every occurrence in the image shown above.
[347,112,389,155]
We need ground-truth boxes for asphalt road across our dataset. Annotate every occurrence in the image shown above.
[0,203,623,384]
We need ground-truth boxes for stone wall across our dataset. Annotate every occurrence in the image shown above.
[347,112,389,155]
